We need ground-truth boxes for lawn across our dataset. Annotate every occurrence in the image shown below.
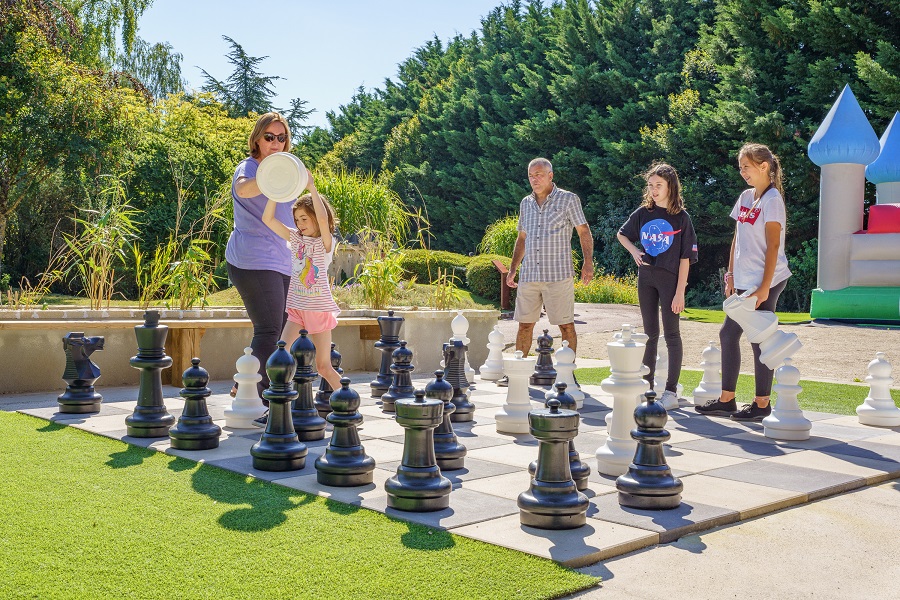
[573,367,899,415]
[0,412,598,599]
[680,307,811,324]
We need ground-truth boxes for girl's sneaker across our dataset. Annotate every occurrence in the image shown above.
[730,403,771,422]
[694,397,737,417]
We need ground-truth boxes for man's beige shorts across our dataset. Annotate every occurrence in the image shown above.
[513,278,575,325]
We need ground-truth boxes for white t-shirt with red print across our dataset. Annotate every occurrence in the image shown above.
[285,231,340,314]
[730,186,791,291]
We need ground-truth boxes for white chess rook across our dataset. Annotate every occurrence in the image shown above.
[692,341,722,406]
[722,290,802,368]
[597,324,648,476]
[763,358,811,441]
[496,351,537,434]
[856,352,900,426]
[546,340,584,408]
[451,310,476,384]
[224,347,267,428]
[479,324,505,381]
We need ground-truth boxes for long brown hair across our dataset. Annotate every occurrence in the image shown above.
[641,162,684,215]
[248,112,291,159]
[293,193,339,237]
[738,143,784,197]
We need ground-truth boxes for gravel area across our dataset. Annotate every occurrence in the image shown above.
[495,303,900,385]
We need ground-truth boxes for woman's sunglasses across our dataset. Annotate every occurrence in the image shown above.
[262,132,287,143]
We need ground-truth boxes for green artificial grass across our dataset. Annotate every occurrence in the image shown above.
[680,307,810,324]
[574,367,900,416]
[0,413,598,600]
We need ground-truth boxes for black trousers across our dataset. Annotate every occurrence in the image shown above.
[719,279,788,397]
[227,263,290,396]
[637,265,682,393]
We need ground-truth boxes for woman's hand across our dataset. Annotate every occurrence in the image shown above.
[671,290,685,314]
[305,169,316,193]
[725,280,735,297]
[630,248,645,267]
[752,286,769,308]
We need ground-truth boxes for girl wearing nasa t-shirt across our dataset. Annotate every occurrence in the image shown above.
[617,163,698,407]
[695,143,791,422]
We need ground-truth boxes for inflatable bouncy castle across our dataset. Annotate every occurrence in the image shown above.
[808,84,900,322]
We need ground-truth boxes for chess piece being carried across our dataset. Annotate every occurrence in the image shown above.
[58,332,105,414]
[478,324,505,381]
[518,399,589,529]
[545,340,584,409]
[722,289,802,368]
[225,348,267,428]
[616,391,682,509]
[315,378,376,486]
[169,358,222,450]
[856,352,900,426]
[126,311,176,438]
[530,329,557,386]
[251,341,308,471]
[371,310,403,398]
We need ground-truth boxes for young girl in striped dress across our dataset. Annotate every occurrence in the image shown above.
[262,170,343,393]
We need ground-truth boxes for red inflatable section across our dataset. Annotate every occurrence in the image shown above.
[866,204,900,233]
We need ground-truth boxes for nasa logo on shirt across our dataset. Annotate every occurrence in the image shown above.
[640,219,682,256]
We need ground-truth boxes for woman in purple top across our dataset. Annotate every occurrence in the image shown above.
[226,112,296,395]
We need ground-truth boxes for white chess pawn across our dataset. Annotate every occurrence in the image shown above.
[451,310,476,384]
[596,324,648,476]
[856,352,900,426]
[693,341,722,406]
[763,358,811,440]
[224,347,267,428]
[546,340,584,408]
[495,351,536,434]
[479,324,505,381]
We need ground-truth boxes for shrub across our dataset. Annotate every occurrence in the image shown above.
[574,273,638,305]
[478,215,518,257]
[399,249,470,284]
[466,254,511,302]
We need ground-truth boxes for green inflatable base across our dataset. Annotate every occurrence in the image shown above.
[810,287,900,322]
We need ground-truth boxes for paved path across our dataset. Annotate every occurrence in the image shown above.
[6,370,899,585]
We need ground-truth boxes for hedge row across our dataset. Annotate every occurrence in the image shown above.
[399,249,512,303]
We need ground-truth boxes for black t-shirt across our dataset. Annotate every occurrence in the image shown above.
[619,206,699,275]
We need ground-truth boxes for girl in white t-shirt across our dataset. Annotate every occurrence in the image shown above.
[260,171,342,424]
[696,143,791,422]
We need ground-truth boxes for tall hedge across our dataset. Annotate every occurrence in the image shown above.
[466,254,511,302]
[398,249,470,284]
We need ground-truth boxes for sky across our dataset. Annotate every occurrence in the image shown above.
[138,0,507,129]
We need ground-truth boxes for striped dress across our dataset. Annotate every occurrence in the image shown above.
[285,231,340,314]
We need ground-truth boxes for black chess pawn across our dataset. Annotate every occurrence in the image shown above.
[529,383,590,491]
[530,329,557,386]
[425,370,466,471]
[385,390,452,511]
[380,341,415,413]
[518,399,589,529]
[57,332,105,414]
[314,343,343,418]
[169,358,222,450]
[371,310,403,398]
[290,330,327,441]
[125,311,176,438]
[251,341,308,471]
[315,378,376,486]
[443,339,474,422]
[616,391,683,509]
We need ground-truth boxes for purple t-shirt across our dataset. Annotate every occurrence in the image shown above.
[225,157,295,275]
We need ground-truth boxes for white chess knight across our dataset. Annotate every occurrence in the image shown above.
[596,324,649,476]
[693,341,723,406]
[495,351,536,434]
[224,347,267,428]
[545,340,584,408]
[763,358,811,440]
[856,352,900,426]
[479,324,505,381]
[722,289,802,368]
[451,310,477,384]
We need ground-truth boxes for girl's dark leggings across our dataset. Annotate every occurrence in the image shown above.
[719,279,788,397]
[227,263,290,397]
[637,265,682,393]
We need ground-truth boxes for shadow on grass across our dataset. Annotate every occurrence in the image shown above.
[186,461,317,532]
[36,421,68,433]
[399,521,456,551]
[106,445,157,468]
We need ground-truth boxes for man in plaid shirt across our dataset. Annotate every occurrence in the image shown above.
[506,157,594,362]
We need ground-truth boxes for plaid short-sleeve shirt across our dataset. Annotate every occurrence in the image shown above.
[517,185,588,283]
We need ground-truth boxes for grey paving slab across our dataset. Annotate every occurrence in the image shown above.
[273,466,394,505]
[205,448,327,482]
[814,439,900,464]
[764,449,900,485]
[677,473,806,519]
[702,459,867,500]
[361,487,520,530]
[452,513,659,568]
[379,456,522,485]
[674,435,805,460]
[587,492,740,543]
[807,421,897,442]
